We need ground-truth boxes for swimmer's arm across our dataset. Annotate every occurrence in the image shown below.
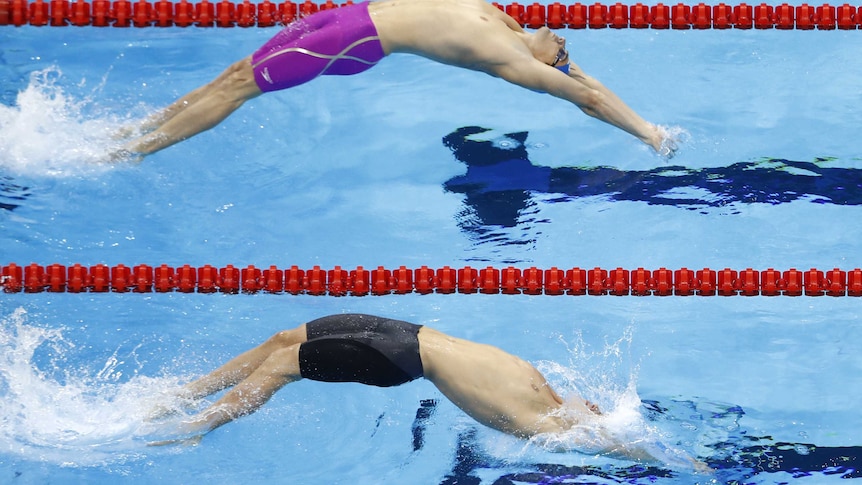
[599,438,662,462]
[598,432,712,474]
[561,61,675,157]
[493,59,670,156]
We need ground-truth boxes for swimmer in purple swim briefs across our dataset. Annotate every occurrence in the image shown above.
[117,0,678,158]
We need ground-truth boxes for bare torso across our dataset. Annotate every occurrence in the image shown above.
[418,326,585,437]
[368,0,533,73]
[120,0,668,158]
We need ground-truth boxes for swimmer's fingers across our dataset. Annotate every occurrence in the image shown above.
[691,458,715,475]
[658,136,678,159]
[653,124,687,160]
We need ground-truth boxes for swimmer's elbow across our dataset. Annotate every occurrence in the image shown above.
[575,88,606,119]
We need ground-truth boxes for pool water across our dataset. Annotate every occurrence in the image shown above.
[2,11,862,484]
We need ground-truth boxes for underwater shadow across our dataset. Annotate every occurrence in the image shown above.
[0,176,31,211]
[425,398,859,484]
[442,126,862,237]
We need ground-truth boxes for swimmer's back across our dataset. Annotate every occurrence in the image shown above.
[418,327,569,437]
[369,0,526,66]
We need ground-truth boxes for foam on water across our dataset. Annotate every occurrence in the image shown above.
[0,67,134,177]
[0,304,706,475]
[523,327,707,473]
[0,308,192,468]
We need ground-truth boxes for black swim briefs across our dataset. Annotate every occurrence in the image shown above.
[298,314,424,387]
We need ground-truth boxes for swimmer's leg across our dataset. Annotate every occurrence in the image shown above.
[113,81,213,141]
[180,325,308,400]
[121,56,263,156]
[134,57,256,134]
[178,343,304,437]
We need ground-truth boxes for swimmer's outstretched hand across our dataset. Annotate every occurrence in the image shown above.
[691,457,715,475]
[649,124,685,160]
[658,136,678,159]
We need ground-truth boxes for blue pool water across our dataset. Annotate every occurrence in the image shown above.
[2,11,862,484]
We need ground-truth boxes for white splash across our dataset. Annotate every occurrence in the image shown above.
[0,308,190,468]
[656,124,691,160]
[526,327,706,473]
[0,67,135,177]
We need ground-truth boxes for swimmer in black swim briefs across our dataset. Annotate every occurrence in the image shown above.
[155,312,722,471]
[154,313,673,458]
[142,313,711,471]
[298,314,424,387]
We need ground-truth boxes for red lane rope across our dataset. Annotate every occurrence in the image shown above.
[0,0,860,29]
[3,262,862,296]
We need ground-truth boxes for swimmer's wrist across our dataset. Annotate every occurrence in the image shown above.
[646,124,664,152]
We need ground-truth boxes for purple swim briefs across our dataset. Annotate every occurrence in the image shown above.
[251,2,385,92]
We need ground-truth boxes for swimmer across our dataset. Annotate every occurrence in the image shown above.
[153,314,686,465]
[117,0,677,158]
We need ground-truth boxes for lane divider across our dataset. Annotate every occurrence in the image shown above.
[3,262,862,296]
[1,0,860,29]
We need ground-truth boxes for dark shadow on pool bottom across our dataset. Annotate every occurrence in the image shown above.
[408,398,859,484]
[0,176,31,211]
[442,126,862,258]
